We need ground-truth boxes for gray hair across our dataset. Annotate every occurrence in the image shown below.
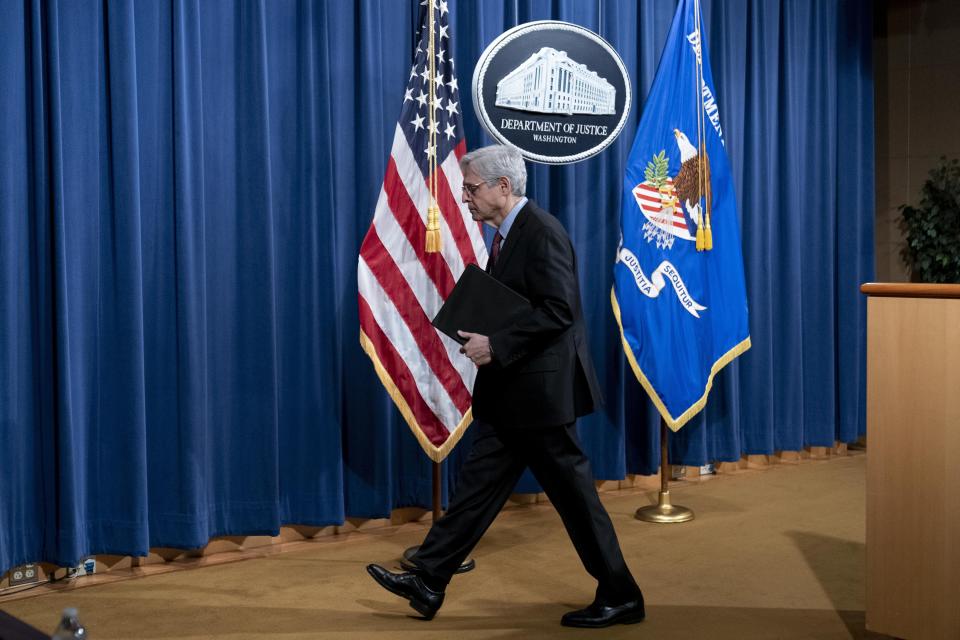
[459,145,527,196]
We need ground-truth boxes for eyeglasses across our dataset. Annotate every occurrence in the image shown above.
[461,181,491,196]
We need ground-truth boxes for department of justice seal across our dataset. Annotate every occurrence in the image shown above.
[472,21,631,164]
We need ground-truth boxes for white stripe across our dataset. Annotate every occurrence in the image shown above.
[358,259,466,430]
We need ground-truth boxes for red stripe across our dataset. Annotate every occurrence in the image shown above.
[360,231,473,412]
[639,202,662,213]
[434,166,479,268]
[380,157,457,297]
[359,295,450,445]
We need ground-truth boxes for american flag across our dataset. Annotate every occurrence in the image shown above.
[358,0,487,462]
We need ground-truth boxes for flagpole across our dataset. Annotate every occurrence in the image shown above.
[635,418,694,523]
[401,461,476,573]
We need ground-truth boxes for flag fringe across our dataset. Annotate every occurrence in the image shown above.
[360,329,474,462]
[610,288,750,431]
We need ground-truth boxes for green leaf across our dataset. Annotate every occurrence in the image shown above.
[898,156,960,283]
[644,150,669,189]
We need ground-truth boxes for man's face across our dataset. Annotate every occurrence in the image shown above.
[461,168,508,227]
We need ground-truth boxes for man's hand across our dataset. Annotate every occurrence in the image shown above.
[458,331,493,366]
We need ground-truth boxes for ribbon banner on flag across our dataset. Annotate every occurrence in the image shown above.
[358,0,487,461]
[612,0,750,431]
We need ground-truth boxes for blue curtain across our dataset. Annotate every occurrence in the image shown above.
[0,0,873,575]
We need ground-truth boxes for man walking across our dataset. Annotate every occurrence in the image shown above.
[366,144,644,628]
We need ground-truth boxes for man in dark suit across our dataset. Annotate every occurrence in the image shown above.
[367,144,644,628]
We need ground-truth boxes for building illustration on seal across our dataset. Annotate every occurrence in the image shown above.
[495,47,616,115]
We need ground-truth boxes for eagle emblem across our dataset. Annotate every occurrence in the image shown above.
[632,128,713,251]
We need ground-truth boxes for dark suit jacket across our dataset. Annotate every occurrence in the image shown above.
[472,200,603,429]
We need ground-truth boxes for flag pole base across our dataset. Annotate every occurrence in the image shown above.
[401,546,475,574]
[636,419,695,523]
[634,490,694,523]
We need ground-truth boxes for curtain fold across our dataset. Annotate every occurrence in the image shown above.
[0,0,874,574]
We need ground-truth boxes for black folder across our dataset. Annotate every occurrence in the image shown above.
[432,264,531,344]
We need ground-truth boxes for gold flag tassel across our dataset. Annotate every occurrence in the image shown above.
[424,0,441,253]
[703,211,713,251]
[425,203,441,252]
[694,0,712,252]
[694,141,706,252]
[701,140,713,251]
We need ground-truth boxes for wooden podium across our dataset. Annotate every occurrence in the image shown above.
[861,283,960,639]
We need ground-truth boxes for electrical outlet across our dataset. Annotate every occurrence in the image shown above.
[8,564,40,587]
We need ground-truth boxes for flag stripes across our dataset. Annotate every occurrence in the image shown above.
[634,182,689,231]
[358,2,485,461]
[359,228,472,411]
[358,296,448,443]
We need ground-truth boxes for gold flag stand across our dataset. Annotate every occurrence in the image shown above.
[635,419,694,523]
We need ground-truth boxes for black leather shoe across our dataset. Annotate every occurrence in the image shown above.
[560,599,646,628]
[366,564,444,619]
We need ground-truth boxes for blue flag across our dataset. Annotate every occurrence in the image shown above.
[613,0,750,431]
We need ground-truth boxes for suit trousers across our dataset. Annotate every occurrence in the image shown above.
[411,420,641,605]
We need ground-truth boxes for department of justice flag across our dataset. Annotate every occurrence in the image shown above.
[612,0,750,431]
[358,0,487,461]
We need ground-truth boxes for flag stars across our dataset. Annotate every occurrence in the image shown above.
[405,4,462,165]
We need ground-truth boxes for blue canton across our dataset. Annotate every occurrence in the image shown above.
[400,0,462,179]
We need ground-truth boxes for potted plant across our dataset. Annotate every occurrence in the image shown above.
[899,157,960,283]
